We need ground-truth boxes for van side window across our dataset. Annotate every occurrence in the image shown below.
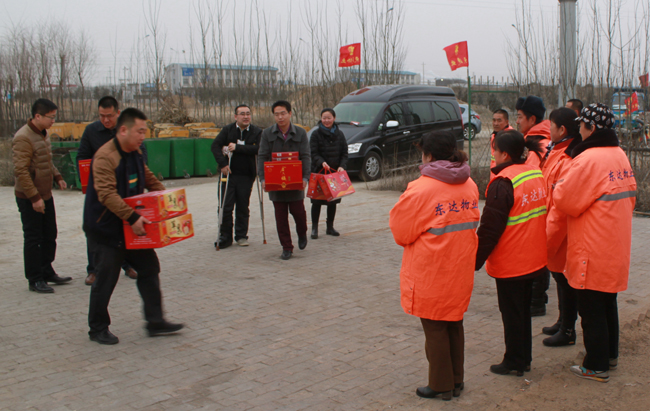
[383,103,406,126]
[406,102,434,124]
[433,102,458,122]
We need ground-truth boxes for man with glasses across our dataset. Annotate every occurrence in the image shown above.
[211,104,263,248]
[13,98,72,293]
[257,100,311,260]
[78,96,146,285]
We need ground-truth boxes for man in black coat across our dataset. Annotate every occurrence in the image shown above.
[77,96,146,285]
[211,104,263,248]
[257,100,311,260]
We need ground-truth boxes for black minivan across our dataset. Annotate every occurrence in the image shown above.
[311,85,464,181]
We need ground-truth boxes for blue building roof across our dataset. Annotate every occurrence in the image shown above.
[340,68,418,76]
[170,63,278,71]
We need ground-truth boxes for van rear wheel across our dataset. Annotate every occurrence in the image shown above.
[361,151,382,181]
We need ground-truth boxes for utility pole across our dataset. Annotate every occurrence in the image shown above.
[558,0,578,106]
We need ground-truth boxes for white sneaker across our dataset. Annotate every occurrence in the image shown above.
[236,238,249,246]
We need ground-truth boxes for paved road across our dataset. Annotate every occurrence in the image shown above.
[1,178,649,410]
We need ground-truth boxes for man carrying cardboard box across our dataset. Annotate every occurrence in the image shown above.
[257,100,311,260]
[83,108,183,345]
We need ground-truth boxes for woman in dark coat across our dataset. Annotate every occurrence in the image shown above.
[310,108,348,239]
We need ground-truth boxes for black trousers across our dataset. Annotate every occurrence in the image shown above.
[576,289,619,371]
[531,269,550,307]
[88,243,164,334]
[86,237,133,274]
[311,202,337,226]
[495,277,535,371]
[220,174,255,241]
[551,271,578,330]
[421,318,464,392]
[16,197,58,283]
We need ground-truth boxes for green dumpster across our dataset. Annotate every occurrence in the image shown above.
[59,141,80,149]
[194,138,218,176]
[51,148,78,189]
[170,138,195,178]
[70,150,82,190]
[144,139,171,180]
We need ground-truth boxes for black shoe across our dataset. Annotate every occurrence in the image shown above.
[280,250,292,260]
[326,222,340,236]
[147,321,184,337]
[453,382,464,397]
[543,328,576,347]
[490,362,524,377]
[298,236,308,250]
[29,281,54,293]
[89,329,119,345]
[542,319,561,335]
[530,305,546,317]
[215,238,232,249]
[311,226,318,239]
[415,386,452,401]
[45,274,72,285]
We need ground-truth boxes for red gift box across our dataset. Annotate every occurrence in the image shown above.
[307,173,327,200]
[264,161,303,191]
[123,188,188,222]
[318,170,356,201]
[78,159,91,194]
[124,213,194,249]
[272,151,299,161]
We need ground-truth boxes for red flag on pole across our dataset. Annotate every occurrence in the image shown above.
[443,41,469,71]
[338,43,361,67]
[625,92,639,116]
[640,73,649,88]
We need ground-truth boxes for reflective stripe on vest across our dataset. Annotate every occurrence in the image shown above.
[511,169,544,189]
[597,190,636,202]
[427,221,479,236]
[507,205,547,226]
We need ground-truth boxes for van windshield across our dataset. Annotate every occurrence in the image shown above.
[333,102,385,126]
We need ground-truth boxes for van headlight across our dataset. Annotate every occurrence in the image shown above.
[348,143,363,154]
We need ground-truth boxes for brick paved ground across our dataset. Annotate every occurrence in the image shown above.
[1,178,649,410]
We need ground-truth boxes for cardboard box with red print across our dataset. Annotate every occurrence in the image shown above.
[123,188,188,222]
[124,213,194,249]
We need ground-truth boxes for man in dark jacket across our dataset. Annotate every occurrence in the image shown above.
[84,108,183,345]
[257,100,311,260]
[78,96,146,285]
[211,104,262,248]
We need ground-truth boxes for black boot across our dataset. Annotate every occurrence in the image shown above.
[542,318,561,335]
[311,203,320,239]
[543,328,576,347]
[325,203,339,236]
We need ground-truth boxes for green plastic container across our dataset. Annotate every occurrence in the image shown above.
[59,141,80,149]
[170,138,195,178]
[144,139,171,180]
[193,138,218,176]
[51,149,78,189]
[69,150,82,190]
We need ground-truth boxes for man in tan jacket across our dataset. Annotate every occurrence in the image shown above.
[13,98,72,293]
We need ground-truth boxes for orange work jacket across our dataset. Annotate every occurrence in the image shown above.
[553,146,636,293]
[541,139,574,273]
[485,163,547,278]
[525,120,551,168]
[390,175,480,321]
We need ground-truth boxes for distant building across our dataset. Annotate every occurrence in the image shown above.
[166,63,279,93]
[336,68,421,85]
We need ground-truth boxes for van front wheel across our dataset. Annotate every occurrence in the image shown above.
[361,151,382,181]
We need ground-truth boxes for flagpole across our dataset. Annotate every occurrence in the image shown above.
[467,67,472,167]
[358,63,361,89]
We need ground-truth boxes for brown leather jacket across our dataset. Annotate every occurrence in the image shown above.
[12,121,63,202]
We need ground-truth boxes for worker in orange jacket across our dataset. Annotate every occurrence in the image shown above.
[539,107,582,347]
[475,129,547,377]
[489,109,513,179]
[554,103,636,383]
[390,131,480,401]
[515,95,552,317]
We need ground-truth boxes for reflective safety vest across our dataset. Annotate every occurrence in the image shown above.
[525,120,552,168]
[486,164,548,278]
[389,175,480,321]
[553,146,636,293]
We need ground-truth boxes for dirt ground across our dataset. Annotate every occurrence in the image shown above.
[489,319,650,411]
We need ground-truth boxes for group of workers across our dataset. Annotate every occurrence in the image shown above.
[390,95,635,401]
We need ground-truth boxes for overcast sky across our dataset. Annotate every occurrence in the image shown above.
[1,0,643,85]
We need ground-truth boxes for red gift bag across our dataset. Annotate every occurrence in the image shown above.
[78,159,91,194]
[318,170,356,201]
[307,173,328,200]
